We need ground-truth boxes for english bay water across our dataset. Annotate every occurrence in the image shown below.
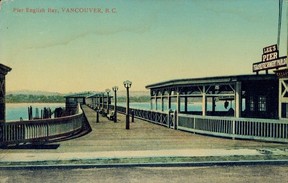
[118,102,230,113]
[6,103,150,121]
[6,103,65,121]
[6,101,230,121]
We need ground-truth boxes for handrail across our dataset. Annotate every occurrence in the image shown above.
[177,114,288,143]
[113,105,288,143]
[87,104,288,143]
[0,104,87,146]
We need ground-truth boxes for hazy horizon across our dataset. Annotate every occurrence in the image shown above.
[1,0,287,93]
[6,89,150,96]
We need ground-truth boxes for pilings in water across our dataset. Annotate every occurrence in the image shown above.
[28,106,53,120]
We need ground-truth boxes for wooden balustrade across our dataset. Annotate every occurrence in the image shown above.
[113,106,288,143]
[84,104,288,143]
[0,104,87,146]
[178,114,288,143]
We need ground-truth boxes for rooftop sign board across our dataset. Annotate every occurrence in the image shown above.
[252,44,287,73]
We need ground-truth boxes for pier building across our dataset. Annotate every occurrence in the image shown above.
[65,92,112,111]
[0,64,11,123]
[85,92,113,110]
[145,74,279,120]
[64,92,91,113]
[139,44,288,143]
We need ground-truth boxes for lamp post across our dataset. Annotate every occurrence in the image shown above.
[105,89,111,114]
[112,86,118,122]
[101,92,104,110]
[123,80,132,129]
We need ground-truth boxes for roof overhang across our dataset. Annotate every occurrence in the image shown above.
[0,63,12,75]
[145,74,278,90]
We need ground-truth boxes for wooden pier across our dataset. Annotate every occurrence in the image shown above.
[55,105,287,153]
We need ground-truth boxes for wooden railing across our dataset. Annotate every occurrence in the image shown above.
[87,103,288,143]
[113,105,288,143]
[116,106,176,128]
[177,114,288,143]
[0,104,89,146]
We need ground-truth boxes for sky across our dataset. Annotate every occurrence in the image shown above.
[0,0,287,93]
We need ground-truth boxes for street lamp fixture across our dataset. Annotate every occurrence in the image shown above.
[123,80,132,129]
[105,89,111,114]
[112,86,119,122]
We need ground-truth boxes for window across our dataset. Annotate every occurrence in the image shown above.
[258,96,267,111]
[249,96,254,111]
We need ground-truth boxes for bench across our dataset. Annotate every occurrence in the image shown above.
[107,111,115,120]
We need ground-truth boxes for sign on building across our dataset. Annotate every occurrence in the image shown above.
[252,44,287,73]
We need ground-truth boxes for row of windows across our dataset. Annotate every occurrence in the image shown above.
[249,96,266,112]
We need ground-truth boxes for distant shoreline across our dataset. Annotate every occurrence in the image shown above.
[5,94,150,103]
[6,102,64,104]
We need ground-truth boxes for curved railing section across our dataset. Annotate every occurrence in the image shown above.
[0,104,91,147]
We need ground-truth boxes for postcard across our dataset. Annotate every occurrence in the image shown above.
[0,0,287,182]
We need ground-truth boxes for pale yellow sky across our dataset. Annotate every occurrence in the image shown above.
[0,0,287,93]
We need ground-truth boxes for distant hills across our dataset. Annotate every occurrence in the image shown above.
[116,90,149,97]
[7,90,64,96]
[6,90,150,103]
[7,90,150,97]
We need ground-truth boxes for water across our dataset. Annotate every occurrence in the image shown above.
[118,102,151,110]
[6,103,65,121]
[6,101,235,121]
[118,101,233,111]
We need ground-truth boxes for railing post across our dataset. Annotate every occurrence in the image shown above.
[174,110,177,130]
[232,119,235,140]
[131,110,134,122]
[0,124,3,143]
[193,116,196,133]
[96,110,99,123]
[168,110,171,128]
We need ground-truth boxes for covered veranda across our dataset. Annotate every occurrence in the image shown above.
[85,93,112,110]
[146,74,279,119]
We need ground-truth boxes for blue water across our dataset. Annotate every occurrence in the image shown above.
[118,101,232,111]
[6,103,65,121]
[118,102,151,110]
[6,101,235,121]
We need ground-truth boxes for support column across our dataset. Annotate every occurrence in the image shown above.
[161,93,164,111]
[212,89,216,114]
[202,86,207,116]
[150,96,153,110]
[279,79,282,119]
[184,95,188,113]
[102,94,104,109]
[176,91,180,113]
[0,64,12,123]
[155,96,158,111]
[212,97,216,113]
[0,75,5,122]
[168,92,171,110]
[278,78,288,119]
[235,81,242,118]
[279,1,288,119]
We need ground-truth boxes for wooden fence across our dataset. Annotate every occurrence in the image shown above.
[113,105,288,143]
[0,104,89,146]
